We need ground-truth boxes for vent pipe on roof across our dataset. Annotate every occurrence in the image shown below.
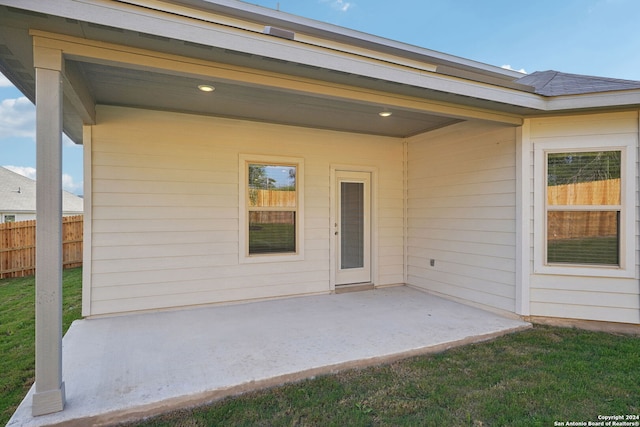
[264,26,295,40]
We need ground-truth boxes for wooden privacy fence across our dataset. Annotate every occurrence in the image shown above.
[547,178,620,206]
[547,179,620,241]
[0,215,83,279]
[249,189,296,224]
[249,189,296,207]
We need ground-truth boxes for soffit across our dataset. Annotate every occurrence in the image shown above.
[73,61,462,137]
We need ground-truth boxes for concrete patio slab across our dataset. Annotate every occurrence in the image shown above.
[9,286,530,426]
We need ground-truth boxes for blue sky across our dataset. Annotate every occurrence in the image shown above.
[2,0,640,195]
[0,76,84,194]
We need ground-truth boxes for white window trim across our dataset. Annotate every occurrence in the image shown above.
[239,154,304,264]
[533,135,636,278]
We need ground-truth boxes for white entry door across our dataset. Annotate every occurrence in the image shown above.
[335,171,371,285]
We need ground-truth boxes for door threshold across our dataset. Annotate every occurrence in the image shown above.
[335,283,374,294]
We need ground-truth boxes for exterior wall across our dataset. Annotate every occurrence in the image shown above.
[527,111,640,324]
[0,212,82,223]
[1,212,35,223]
[86,105,404,316]
[405,121,518,313]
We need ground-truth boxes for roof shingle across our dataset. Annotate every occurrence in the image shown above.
[516,70,640,96]
[0,167,83,213]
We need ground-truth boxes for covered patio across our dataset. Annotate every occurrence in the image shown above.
[9,286,530,426]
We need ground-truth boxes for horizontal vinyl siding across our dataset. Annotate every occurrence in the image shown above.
[406,121,517,313]
[378,170,405,283]
[89,106,403,315]
[529,111,640,324]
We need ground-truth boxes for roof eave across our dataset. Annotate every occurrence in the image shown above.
[544,89,640,111]
[153,0,525,82]
[5,0,636,125]
[0,0,546,111]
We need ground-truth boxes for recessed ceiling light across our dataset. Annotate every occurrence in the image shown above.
[198,84,215,92]
[378,111,392,117]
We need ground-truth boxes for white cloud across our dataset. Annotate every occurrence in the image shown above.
[0,96,35,139]
[4,165,36,180]
[3,165,83,194]
[0,73,14,87]
[62,173,83,194]
[322,0,354,12]
[0,95,77,146]
[63,134,76,147]
[501,64,527,74]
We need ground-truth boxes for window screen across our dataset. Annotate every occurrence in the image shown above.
[546,151,621,266]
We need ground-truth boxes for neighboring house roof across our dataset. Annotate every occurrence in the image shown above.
[0,167,83,214]
[517,70,640,96]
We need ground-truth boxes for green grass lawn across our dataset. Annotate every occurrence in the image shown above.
[548,236,619,265]
[1,269,639,426]
[0,268,82,425]
[249,222,296,254]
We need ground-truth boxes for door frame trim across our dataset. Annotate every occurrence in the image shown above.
[330,164,378,291]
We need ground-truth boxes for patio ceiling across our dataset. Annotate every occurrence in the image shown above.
[70,60,463,139]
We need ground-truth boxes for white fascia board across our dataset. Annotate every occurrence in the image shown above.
[0,0,547,111]
[545,90,640,111]
[116,1,540,106]
[119,0,440,74]
[136,0,524,80]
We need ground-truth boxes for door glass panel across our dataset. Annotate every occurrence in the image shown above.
[341,182,364,269]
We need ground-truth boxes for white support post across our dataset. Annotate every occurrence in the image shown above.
[32,46,66,416]
[515,121,531,317]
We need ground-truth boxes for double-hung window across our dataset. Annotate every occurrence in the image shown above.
[546,150,621,265]
[534,137,635,277]
[239,154,304,263]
